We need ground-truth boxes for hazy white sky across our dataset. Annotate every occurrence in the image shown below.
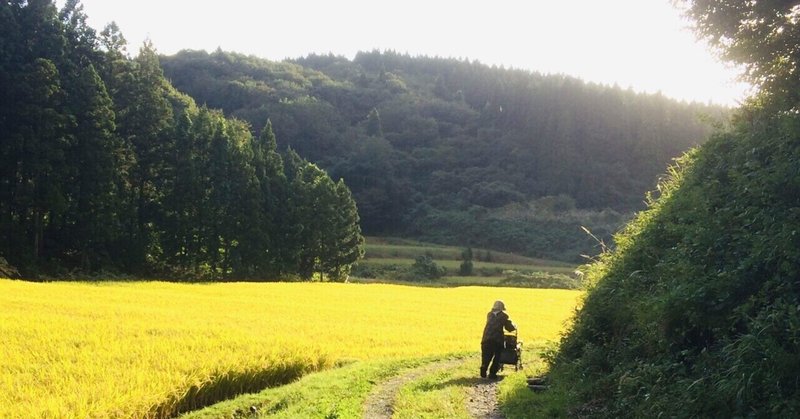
[66,0,752,106]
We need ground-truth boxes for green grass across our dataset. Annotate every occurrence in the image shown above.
[184,344,564,418]
[180,355,465,419]
[393,345,559,419]
[498,345,572,418]
[393,361,473,419]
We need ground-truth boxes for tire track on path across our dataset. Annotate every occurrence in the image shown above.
[466,376,504,419]
[362,358,464,418]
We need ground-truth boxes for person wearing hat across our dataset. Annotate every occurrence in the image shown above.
[480,300,516,379]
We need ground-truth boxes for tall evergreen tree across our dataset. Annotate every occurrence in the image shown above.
[99,21,127,57]
[118,41,173,269]
[0,0,70,269]
[280,147,307,277]
[18,58,69,266]
[204,114,233,274]
[97,22,134,116]
[365,107,383,137]
[58,0,101,68]
[319,179,364,281]
[161,105,198,271]
[283,148,363,281]
[291,158,329,280]
[221,118,261,278]
[248,120,287,277]
[65,64,119,270]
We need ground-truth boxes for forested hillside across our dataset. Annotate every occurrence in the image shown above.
[0,0,363,279]
[543,1,800,417]
[161,49,726,260]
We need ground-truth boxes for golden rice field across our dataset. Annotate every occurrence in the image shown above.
[0,279,581,418]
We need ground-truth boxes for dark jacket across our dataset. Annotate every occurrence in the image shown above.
[481,310,515,344]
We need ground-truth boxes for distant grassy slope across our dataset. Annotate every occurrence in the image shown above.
[354,237,579,288]
[535,108,800,417]
[364,236,571,266]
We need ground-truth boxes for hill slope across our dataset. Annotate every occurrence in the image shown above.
[160,50,725,261]
[545,104,800,416]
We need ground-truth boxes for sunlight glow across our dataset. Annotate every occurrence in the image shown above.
[63,0,751,106]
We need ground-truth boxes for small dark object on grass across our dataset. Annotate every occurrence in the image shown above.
[528,384,548,392]
[527,376,548,392]
[250,405,258,413]
[527,376,547,386]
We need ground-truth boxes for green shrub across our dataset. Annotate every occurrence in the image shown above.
[402,255,447,281]
[459,247,474,276]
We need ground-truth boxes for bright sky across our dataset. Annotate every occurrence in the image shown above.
[65,0,752,106]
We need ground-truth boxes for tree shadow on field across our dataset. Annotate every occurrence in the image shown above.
[147,360,318,417]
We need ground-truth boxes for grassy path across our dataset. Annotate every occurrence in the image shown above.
[376,355,514,419]
[182,349,554,418]
[363,358,465,418]
[179,356,465,418]
[382,349,553,419]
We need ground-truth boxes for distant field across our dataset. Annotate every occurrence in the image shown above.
[365,236,575,267]
[358,257,577,275]
[357,237,580,288]
[0,279,580,418]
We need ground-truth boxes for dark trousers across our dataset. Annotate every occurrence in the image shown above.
[480,341,504,377]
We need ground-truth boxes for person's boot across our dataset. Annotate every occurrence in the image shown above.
[480,369,487,378]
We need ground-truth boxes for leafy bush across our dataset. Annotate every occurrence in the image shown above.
[402,255,447,281]
[349,262,405,279]
[458,259,474,276]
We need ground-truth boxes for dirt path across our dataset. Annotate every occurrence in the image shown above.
[465,377,504,419]
[362,357,506,419]
[362,358,464,418]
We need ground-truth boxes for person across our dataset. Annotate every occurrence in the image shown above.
[480,300,515,379]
